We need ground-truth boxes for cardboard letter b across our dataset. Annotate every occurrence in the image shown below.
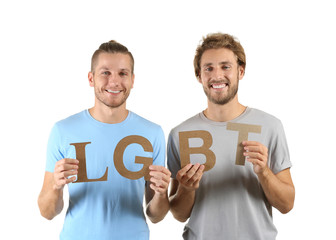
[179,130,216,171]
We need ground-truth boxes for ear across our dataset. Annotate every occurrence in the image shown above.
[88,72,94,87]
[131,73,135,89]
[197,75,202,84]
[238,66,245,80]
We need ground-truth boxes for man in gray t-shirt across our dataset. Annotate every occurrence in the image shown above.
[168,33,295,240]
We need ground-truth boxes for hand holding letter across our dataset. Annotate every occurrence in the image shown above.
[176,163,205,191]
[243,141,269,175]
[148,165,171,196]
[53,158,79,190]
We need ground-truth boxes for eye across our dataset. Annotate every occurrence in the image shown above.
[119,71,128,77]
[222,65,230,70]
[205,66,213,72]
[102,71,110,75]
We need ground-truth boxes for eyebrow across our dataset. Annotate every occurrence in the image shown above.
[98,66,131,73]
[120,68,131,73]
[202,61,233,68]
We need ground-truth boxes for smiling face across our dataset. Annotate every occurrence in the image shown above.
[88,52,134,109]
[199,48,244,105]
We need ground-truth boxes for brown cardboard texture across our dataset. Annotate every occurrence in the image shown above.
[70,142,108,183]
[179,130,216,171]
[114,135,153,180]
[226,122,262,165]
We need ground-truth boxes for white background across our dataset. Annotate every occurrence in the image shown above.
[1,0,335,239]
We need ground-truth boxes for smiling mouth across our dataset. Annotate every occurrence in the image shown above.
[106,89,121,94]
[210,82,229,89]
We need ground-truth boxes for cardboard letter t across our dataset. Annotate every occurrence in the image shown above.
[226,122,262,165]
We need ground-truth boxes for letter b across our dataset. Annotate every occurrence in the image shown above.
[179,130,216,171]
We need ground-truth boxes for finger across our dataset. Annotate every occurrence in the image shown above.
[185,164,202,179]
[56,175,77,187]
[244,145,267,156]
[244,151,265,160]
[246,157,264,167]
[56,170,78,179]
[149,172,171,184]
[66,176,77,184]
[57,164,79,173]
[55,164,78,175]
[242,141,260,146]
[57,158,79,165]
[176,164,193,179]
[150,183,167,194]
[188,176,201,188]
[150,177,169,189]
[149,165,171,177]
[55,159,79,172]
[186,165,204,184]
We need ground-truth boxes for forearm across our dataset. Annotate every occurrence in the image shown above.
[38,187,64,220]
[258,168,295,213]
[169,186,195,222]
[146,192,169,223]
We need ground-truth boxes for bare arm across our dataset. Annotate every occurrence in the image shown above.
[38,158,78,220]
[257,168,295,213]
[169,164,204,222]
[145,165,171,223]
[243,141,295,213]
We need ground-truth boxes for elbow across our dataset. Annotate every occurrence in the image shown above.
[149,217,163,224]
[38,205,56,220]
[38,198,56,220]
[147,212,166,224]
[279,192,295,214]
[279,203,294,214]
[170,210,189,223]
[175,215,189,223]
[41,212,55,221]
[146,207,169,224]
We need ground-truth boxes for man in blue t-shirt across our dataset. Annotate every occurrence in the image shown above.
[38,40,171,240]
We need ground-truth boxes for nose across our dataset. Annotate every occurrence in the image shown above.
[108,72,120,87]
[212,67,225,80]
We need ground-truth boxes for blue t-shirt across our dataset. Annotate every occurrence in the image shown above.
[46,110,165,240]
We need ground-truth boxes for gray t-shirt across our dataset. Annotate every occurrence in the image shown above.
[167,107,291,240]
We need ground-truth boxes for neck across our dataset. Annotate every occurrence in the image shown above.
[203,95,246,122]
[89,103,129,124]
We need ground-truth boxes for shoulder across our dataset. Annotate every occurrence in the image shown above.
[247,108,283,128]
[169,113,202,136]
[54,110,86,128]
[129,112,163,133]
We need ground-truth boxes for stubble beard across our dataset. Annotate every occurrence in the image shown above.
[94,87,130,109]
[203,77,239,105]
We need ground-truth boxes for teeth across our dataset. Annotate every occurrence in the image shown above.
[107,90,121,93]
[212,83,227,89]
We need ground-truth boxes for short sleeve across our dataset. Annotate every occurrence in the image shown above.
[269,121,292,174]
[152,126,166,167]
[45,123,65,172]
[167,130,181,179]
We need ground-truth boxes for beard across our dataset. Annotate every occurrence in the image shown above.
[203,77,239,105]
